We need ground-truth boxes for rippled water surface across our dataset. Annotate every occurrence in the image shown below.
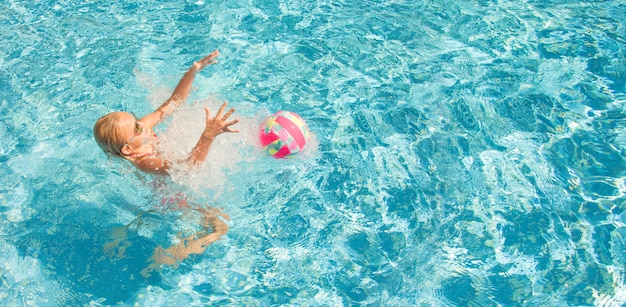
[1,0,625,306]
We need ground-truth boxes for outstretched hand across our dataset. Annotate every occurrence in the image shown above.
[192,50,220,72]
[202,103,239,139]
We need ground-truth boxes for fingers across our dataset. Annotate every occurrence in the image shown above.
[223,118,240,133]
[222,107,236,120]
[205,105,235,122]
[225,119,239,127]
[205,49,219,60]
[215,103,227,119]
[194,50,220,71]
[201,50,219,65]
[203,104,239,134]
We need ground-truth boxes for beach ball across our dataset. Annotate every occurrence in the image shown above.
[259,111,309,158]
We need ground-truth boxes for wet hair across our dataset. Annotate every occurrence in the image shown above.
[93,112,131,157]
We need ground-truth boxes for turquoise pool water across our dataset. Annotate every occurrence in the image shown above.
[1,0,625,306]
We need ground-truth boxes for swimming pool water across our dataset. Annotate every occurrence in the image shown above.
[1,0,625,306]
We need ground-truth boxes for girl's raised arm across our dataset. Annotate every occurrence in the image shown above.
[140,50,220,128]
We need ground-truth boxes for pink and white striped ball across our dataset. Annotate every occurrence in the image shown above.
[259,111,309,159]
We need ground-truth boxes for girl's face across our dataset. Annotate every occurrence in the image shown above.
[116,112,151,150]
[126,120,149,147]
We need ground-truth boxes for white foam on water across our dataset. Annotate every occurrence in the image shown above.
[156,97,265,195]
[154,96,320,202]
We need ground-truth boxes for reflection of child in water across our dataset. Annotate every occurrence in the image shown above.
[104,207,230,278]
[94,50,235,276]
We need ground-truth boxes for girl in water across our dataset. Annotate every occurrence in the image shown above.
[94,50,235,277]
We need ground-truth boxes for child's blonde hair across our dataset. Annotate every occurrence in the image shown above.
[93,112,129,157]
